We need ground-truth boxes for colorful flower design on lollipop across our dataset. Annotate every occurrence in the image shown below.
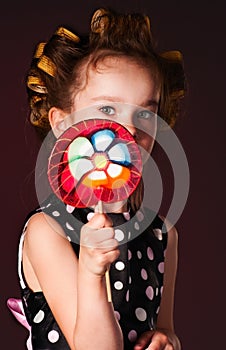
[48,119,142,208]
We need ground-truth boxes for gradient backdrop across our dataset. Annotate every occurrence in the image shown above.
[1,1,225,349]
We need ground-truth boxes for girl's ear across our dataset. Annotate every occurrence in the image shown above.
[48,107,67,137]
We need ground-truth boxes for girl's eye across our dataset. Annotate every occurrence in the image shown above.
[99,106,116,115]
[137,110,155,119]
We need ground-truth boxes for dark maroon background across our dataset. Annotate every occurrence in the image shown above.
[1,1,225,349]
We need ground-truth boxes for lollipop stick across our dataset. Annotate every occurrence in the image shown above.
[97,199,104,215]
[105,269,112,302]
[96,199,112,303]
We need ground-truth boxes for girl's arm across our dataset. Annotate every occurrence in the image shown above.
[134,220,181,350]
[74,213,123,349]
[23,212,123,350]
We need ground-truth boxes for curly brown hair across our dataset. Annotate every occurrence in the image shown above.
[26,8,186,140]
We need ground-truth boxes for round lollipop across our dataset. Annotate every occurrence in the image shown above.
[47,118,142,302]
[48,118,142,209]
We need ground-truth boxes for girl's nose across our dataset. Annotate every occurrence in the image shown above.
[119,113,137,137]
[124,123,137,138]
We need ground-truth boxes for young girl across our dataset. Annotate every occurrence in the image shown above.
[8,8,185,350]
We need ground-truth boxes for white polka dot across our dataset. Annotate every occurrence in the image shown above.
[158,262,164,273]
[66,222,74,231]
[67,236,71,242]
[114,311,121,320]
[115,261,125,271]
[146,286,154,300]
[48,330,60,343]
[156,306,160,315]
[141,268,148,280]
[87,212,95,221]
[129,276,132,284]
[128,231,131,240]
[66,204,75,213]
[134,222,140,230]
[136,210,144,222]
[150,317,154,330]
[114,229,125,242]
[160,286,164,295]
[147,247,154,260]
[52,211,60,217]
[123,212,130,220]
[128,330,137,342]
[137,250,142,259]
[33,310,45,323]
[128,249,132,260]
[114,281,123,290]
[153,228,162,240]
[135,307,147,321]
[126,289,129,302]
[156,287,159,296]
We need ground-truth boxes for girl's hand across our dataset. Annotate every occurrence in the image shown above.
[134,329,181,350]
[79,213,120,276]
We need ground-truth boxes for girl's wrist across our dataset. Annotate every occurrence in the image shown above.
[78,253,107,278]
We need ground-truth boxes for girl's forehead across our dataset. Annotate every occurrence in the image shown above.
[74,59,160,113]
[85,56,161,91]
[75,54,161,100]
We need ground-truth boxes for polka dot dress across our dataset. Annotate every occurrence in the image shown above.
[19,194,167,350]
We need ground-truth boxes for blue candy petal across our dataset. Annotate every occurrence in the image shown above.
[108,143,131,166]
[91,129,115,151]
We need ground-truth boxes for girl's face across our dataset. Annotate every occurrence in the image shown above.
[72,57,160,157]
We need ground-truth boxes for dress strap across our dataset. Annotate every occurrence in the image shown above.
[18,220,30,290]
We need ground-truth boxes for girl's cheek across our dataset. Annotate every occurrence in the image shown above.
[138,132,155,151]
[139,137,155,164]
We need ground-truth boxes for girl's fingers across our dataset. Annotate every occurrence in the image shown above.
[100,249,120,265]
[81,226,116,248]
[86,213,113,229]
[80,213,119,275]
[148,333,173,350]
[134,330,155,349]
[135,331,173,350]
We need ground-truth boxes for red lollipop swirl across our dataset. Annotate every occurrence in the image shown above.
[48,119,142,208]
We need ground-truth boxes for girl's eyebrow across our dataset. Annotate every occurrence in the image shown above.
[143,99,159,108]
[91,96,159,107]
[91,96,124,102]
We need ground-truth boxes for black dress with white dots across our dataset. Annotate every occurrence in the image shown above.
[19,194,167,350]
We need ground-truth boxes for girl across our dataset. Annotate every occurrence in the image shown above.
[8,8,185,350]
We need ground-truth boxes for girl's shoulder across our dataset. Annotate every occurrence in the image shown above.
[22,194,72,248]
[22,194,81,254]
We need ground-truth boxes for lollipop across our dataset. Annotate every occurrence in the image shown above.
[47,118,142,301]
[48,119,142,208]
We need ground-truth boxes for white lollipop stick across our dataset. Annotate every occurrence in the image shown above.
[96,199,112,303]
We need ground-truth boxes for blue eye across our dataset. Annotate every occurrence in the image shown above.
[99,106,116,115]
[137,110,155,119]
